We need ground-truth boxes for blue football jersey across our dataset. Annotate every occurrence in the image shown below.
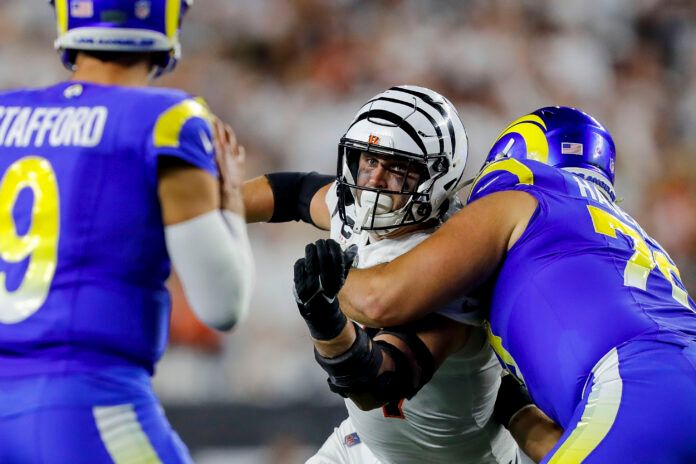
[467,158,696,427]
[0,82,217,377]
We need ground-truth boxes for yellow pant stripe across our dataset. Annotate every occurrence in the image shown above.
[93,404,162,464]
[548,348,622,463]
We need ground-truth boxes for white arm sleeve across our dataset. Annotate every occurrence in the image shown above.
[165,210,254,331]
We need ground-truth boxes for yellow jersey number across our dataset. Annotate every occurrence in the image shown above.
[587,205,690,309]
[0,156,60,324]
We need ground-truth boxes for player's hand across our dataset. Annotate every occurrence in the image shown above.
[212,115,246,214]
[293,240,356,340]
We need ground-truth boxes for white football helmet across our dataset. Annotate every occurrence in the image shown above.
[337,85,468,234]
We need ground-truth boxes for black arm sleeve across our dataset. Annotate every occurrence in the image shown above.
[315,323,436,404]
[265,172,335,225]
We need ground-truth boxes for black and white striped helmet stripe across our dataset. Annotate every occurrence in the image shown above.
[346,108,428,155]
[347,89,455,156]
[388,86,456,155]
[361,96,445,154]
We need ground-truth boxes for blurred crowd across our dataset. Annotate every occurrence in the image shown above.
[1,0,695,409]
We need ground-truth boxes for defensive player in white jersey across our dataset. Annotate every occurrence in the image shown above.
[244,86,535,463]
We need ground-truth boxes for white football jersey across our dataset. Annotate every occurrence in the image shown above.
[323,183,520,464]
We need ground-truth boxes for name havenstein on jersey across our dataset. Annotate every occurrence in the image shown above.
[0,106,108,148]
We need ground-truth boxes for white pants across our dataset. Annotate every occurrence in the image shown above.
[306,417,536,464]
[306,417,381,464]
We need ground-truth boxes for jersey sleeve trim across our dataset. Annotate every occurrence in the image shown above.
[153,98,212,149]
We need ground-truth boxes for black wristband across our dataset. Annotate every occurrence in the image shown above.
[299,294,348,341]
[493,374,534,429]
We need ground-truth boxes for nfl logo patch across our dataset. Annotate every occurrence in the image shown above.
[135,0,151,20]
[561,142,583,155]
[344,432,361,447]
[70,0,93,18]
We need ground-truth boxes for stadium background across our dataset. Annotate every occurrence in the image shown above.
[1,0,695,462]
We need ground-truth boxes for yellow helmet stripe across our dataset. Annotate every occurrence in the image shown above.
[165,0,181,41]
[496,114,547,138]
[494,114,549,164]
[55,0,69,35]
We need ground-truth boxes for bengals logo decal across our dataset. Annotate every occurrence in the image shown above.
[367,134,380,145]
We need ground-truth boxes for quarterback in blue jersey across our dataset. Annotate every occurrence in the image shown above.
[0,1,254,463]
[311,106,696,462]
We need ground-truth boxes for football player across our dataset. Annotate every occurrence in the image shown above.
[0,1,253,462]
[306,106,696,462]
[244,86,549,463]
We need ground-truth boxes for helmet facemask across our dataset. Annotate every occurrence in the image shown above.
[337,139,449,236]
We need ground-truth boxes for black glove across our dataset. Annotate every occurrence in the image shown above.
[493,373,534,429]
[293,239,356,340]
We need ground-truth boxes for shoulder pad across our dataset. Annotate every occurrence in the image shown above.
[467,158,536,204]
[153,97,212,150]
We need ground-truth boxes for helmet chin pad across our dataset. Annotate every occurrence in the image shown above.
[359,190,394,214]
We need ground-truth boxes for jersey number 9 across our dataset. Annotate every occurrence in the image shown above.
[0,156,60,324]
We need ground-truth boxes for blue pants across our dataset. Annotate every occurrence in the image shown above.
[542,338,696,464]
[0,368,192,464]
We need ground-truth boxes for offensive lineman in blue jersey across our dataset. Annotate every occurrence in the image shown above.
[0,1,254,462]
[296,107,696,463]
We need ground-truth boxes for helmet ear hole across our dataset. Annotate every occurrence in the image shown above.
[416,203,431,218]
[64,49,78,68]
[151,51,171,70]
[433,158,449,173]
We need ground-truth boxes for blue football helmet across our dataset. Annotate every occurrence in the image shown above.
[484,106,616,200]
[50,0,193,77]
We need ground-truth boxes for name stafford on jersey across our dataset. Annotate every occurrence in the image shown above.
[0,105,108,148]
